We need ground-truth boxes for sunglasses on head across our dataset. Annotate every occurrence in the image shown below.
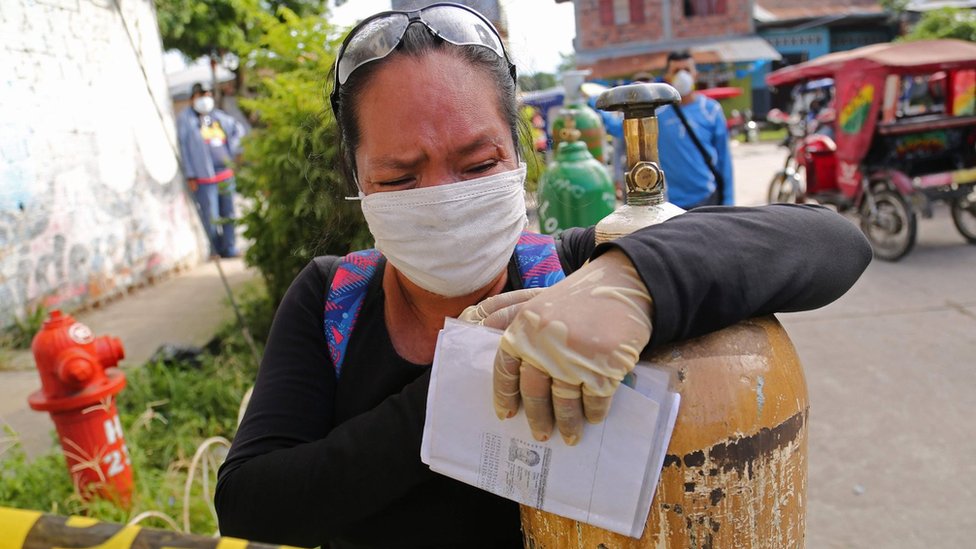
[330,2,515,116]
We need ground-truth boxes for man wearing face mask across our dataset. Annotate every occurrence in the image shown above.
[653,50,734,209]
[176,82,247,258]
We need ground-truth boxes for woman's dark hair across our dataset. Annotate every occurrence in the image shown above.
[330,23,521,193]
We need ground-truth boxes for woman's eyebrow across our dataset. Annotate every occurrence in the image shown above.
[453,135,502,158]
[371,152,425,171]
[368,135,502,173]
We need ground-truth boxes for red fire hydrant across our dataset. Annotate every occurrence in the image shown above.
[27,310,132,506]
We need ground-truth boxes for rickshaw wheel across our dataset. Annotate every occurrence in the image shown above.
[859,188,917,261]
[950,193,976,244]
[767,170,803,203]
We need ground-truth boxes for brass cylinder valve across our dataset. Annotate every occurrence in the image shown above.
[558,114,582,143]
[591,84,684,244]
[595,83,681,204]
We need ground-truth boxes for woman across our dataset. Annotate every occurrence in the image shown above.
[216,4,871,547]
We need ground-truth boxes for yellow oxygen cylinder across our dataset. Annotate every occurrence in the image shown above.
[520,84,809,548]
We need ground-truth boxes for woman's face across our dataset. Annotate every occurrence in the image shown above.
[353,50,518,195]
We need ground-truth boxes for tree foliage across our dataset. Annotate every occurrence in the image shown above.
[235,9,372,307]
[518,72,558,92]
[879,0,910,14]
[155,0,325,59]
[557,52,577,74]
[903,8,976,42]
[520,106,546,194]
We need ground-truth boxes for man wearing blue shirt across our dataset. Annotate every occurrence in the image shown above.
[653,51,734,209]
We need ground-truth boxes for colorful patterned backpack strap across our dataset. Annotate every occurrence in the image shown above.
[324,249,382,378]
[514,231,566,288]
[324,234,562,378]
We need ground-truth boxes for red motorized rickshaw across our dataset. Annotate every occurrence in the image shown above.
[765,39,976,260]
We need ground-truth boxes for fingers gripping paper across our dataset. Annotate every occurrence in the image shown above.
[421,320,680,538]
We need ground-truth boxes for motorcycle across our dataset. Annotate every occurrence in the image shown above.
[728,108,760,143]
[766,109,838,204]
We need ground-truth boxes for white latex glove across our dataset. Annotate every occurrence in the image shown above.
[492,250,653,445]
[458,288,546,330]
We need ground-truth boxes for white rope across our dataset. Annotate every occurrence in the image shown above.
[121,382,248,535]
[237,386,254,427]
[205,449,221,520]
[182,436,232,533]
[128,510,181,531]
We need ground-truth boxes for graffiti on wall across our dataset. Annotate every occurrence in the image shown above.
[0,0,206,327]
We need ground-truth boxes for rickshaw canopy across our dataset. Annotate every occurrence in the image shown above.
[766,40,976,87]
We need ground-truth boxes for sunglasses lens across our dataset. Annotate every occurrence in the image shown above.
[334,4,509,94]
[337,15,410,85]
[422,5,503,55]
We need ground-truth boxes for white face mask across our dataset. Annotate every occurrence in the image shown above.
[672,70,695,98]
[193,95,215,114]
[360,164,528,297]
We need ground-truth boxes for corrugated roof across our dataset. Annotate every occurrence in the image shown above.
[165,58,235,101]
[906,0,976,11]
[698,36,782,63]
[580,36,780,79]
[754,0,884,22]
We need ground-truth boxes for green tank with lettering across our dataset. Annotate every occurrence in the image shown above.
[536,123,616,236]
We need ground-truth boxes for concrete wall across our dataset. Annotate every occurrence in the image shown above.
[0,0,205,328]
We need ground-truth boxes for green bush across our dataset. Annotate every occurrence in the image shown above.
[237,9,371,307]
[1,304,48,351]
[520,105,546,194]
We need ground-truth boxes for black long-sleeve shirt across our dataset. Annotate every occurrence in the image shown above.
[216,205,871,548]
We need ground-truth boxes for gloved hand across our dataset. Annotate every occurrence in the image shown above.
[458,288,546,330]
[492,250,653,445]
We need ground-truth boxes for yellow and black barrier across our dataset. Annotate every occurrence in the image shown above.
[0,507,297,549]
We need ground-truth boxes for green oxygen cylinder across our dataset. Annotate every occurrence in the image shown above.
[536,118,617,236]
[550,70,606,163]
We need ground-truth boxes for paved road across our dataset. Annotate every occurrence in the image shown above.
[732,142,976,548]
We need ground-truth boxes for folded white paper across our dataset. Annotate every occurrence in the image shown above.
[421,319,680,538]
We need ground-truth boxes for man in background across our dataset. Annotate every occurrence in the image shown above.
[653,51,734,208]
[176,82,247,258]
